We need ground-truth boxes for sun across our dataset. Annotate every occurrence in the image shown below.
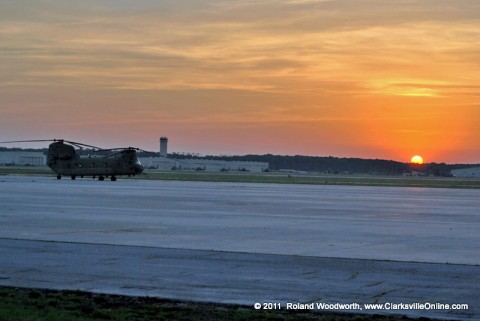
[410,155,424,164]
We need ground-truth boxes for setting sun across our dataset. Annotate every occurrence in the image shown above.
[411,155,424,164]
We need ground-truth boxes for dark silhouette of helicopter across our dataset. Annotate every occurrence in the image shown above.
[0,139,146,181]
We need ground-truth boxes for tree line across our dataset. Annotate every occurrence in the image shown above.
[170,153,478,176]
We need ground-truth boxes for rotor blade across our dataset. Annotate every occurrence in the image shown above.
[96,148,124,152]
[63,140,102,150]
[94,147,155,159]
[97,147,141,153]
[0,139,104,151]
[0,139,57,144]
[137,149,160,157]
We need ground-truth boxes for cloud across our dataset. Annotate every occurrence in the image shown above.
[2,0,479,95]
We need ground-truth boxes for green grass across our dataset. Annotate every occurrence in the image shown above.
[140,171,480,189]
[0,286,437,321]
[0,166,52,176]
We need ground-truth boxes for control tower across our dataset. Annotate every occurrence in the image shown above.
[159,137,168,157]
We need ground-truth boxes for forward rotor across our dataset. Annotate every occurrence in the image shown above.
[0,139,102,150]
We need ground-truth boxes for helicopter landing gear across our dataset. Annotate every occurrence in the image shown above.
[57,175,61,180]
[111,176,117,181]
[99,176,105,181]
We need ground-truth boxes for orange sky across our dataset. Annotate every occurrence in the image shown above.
[1,0,479,163]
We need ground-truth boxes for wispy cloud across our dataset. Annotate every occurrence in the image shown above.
[2,1,479,96]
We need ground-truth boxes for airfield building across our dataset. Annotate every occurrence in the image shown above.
[451,167,480,177]
[139,156,269,172]
[0,151,46,166]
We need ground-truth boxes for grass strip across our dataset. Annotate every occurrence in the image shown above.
[140,171,480,189]
[0,286,439,321]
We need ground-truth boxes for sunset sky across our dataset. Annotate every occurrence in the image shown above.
[1,0,479,163]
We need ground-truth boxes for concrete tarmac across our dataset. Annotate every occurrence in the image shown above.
[0,175,478,320]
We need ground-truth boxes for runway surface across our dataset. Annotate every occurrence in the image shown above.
[0,175,478,320]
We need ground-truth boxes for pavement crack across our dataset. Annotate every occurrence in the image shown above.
[366,280,384,287]
[371,288,398,303]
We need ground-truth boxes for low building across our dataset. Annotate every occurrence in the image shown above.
[402,171,426,177]
[451,167,480,178]
[139,156,269,172]
[0,151,46,166]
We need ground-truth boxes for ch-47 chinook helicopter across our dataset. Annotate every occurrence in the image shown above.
[0,139,146,181]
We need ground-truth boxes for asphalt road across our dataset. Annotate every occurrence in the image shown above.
[0,175,478,320]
